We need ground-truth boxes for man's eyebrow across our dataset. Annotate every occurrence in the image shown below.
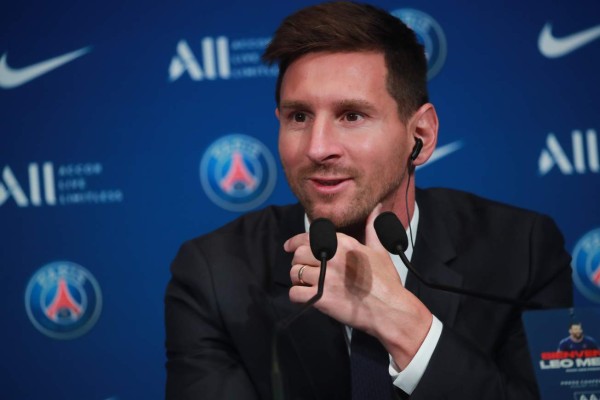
[279,99,377,111]
[335,99,377,112]
[279,100,311,110]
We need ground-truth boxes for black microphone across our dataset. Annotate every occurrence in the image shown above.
[374,211,542,309]
[310,218,337,261]
[279,218,337,329]
[272,218,337,400]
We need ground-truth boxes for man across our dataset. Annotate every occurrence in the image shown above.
[165,3,572,399]
[558,322,599,351]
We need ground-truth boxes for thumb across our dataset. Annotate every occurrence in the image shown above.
[364,203,387,251]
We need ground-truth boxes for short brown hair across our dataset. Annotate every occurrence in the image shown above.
[262,1,429,121]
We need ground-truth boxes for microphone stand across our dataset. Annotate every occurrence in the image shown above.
[375,211,544,310]
[272,252,328,400]
[395,249,543,309]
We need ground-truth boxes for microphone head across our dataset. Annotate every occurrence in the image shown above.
[374,212,408,254]
[309,218,337,261]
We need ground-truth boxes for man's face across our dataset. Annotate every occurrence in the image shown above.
[277,51,413,228]
[570,324,584,340]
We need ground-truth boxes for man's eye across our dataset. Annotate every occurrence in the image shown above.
[344,113,362,122]
[293,112,307,122]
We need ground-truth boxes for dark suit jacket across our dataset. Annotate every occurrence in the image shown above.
[165,188,573,399]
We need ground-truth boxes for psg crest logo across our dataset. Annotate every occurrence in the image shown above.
[572,228,600,304]
[391,8,447,80]
[200,134,277,212]
[24,261,102,340]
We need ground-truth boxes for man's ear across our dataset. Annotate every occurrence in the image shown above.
[407,103,439,166]
[275,107,280,120]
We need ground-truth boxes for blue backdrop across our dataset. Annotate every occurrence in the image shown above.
[2,1,599,398]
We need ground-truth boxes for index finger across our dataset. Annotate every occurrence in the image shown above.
[364,203,387,252]
[283,232,309,252]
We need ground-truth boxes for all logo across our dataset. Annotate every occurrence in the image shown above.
[25,261,102,339]
[169,36,278,82]
[0,162,56,206]
[170,38,230,81]
[391,8,447,79]
[0,162,124,207]
[200,134,277,212]
[539,129,599,175]
[572,228,600,304]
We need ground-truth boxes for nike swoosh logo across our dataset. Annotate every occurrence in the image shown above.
[538,22,600,58]
[417,140,463,170]
[0,47,91,89]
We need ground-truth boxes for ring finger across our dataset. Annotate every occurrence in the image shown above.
[291,263,318,286]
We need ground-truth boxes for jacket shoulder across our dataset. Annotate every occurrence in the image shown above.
[416,187,553,229]
[178,203,304,258]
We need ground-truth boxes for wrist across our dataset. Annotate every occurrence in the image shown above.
[375,294,433,369]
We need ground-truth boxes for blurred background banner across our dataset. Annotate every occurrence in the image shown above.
[1,1,598,398]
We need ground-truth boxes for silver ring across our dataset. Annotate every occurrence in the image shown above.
[298,265,308,285]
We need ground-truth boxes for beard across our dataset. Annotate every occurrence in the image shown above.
[284,162,407,232]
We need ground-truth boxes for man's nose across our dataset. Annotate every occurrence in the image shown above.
[306,117,343,163]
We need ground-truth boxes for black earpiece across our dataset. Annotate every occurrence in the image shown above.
[410,138,423,161]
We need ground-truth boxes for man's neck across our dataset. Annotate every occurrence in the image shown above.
[384,177,416,231]
[338,221,367,244]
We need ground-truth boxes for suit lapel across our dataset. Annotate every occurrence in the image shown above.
[407,190,462,327]
[271,204,350,399]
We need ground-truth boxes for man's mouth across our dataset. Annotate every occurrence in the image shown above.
[308,177,352,193]
[313,178,346,186]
